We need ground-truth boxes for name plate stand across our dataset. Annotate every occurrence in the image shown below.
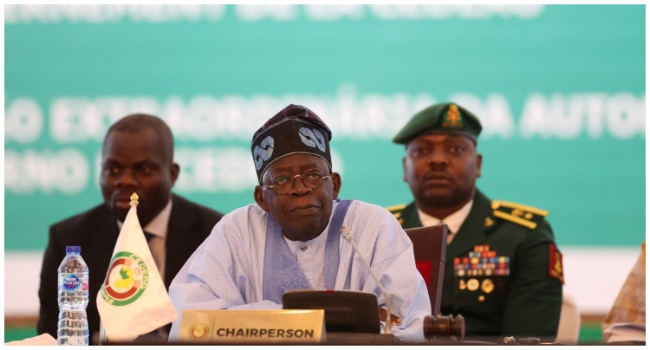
[179,309,325,343]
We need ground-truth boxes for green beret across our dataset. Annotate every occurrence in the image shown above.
[392,102,483,144]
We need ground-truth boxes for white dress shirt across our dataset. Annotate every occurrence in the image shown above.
[417,200,473,244]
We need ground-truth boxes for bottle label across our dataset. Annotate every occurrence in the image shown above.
[62,273,85,292]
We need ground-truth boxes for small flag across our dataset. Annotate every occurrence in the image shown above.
[96,193,177,341]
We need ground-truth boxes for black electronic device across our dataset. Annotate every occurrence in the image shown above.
[282,289,380,334]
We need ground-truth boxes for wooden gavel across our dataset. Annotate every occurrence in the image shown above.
[423,314,465,340]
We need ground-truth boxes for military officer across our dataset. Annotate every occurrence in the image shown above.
[388,102,563,342]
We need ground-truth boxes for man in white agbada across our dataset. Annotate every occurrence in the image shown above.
[168,104,431,341]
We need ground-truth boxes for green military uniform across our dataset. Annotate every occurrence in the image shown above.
[391,102,564,341]
[388,189,563,340]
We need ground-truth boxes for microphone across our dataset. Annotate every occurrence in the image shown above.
[340,225,392,335]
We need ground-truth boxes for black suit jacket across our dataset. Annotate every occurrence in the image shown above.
[37,194,223,344]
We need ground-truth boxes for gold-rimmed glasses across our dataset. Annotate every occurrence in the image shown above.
[264,169,331,195]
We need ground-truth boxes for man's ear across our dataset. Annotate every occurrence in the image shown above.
[330,172,342,199]
[476,153,483,179]
[254,185,270,212]
[402,156,407,182]
[170,162,180,185]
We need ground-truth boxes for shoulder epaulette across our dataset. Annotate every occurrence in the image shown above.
[491,200,548,230]
[385,204,407,213]
[385,204,407,222]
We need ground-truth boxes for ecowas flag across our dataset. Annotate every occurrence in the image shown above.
[97,194,177,341]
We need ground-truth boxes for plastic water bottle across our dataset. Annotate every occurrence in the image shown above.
[57,246,89,346]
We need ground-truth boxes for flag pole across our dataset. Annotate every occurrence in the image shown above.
[99,320,107,345]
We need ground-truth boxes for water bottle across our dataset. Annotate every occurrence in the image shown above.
[57,246,89,346]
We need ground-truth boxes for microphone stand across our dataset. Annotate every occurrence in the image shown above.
[340,226,392,335]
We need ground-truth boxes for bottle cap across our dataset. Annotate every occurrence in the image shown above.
[65,246,81,254]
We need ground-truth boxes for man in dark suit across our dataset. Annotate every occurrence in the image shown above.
[37,113,223,344]
[387,103,563,342]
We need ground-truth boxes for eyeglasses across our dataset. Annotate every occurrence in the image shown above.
[264,169,331,195]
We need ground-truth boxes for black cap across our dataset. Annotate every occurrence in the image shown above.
[251,104,332,182]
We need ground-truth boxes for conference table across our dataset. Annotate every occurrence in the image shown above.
[99,332,602,346]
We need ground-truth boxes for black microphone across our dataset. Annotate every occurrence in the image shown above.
[340,225,393,335]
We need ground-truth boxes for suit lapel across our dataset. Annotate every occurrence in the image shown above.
[90,206,120,279]
[445,190,494,263]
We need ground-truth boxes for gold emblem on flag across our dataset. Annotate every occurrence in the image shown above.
[130,193,139,206]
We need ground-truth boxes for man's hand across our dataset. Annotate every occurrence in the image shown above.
[379,308,402,326]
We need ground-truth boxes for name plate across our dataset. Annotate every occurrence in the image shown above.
[178,309,325,343]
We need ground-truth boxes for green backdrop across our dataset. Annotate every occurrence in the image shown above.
[5,4,645,252]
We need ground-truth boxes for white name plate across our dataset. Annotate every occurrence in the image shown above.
[178,309,325,343]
